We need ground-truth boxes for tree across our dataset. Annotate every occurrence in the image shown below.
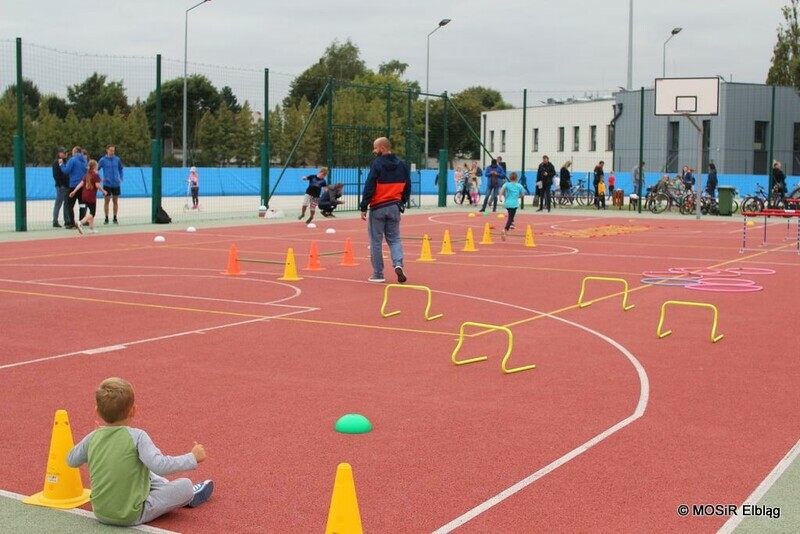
[220,86,242,114]
[378,60,409,77]
[43,94,69,119]
[285,39,368,108]
[30,103,62,164]
[0,79,42,118]
[767,0,800,88]
[428,87,511,160]
[230,101,257,166]
[145,75,221,163]
[67,73,129,119]
[120,104,151,165]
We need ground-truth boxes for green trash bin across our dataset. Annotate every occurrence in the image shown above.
[717,186,735,216]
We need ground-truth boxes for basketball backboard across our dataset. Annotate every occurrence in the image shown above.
[654,77,720,116]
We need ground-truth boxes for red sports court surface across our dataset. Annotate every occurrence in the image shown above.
[0,211,798,533]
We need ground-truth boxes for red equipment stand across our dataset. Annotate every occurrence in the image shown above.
[740,201,800,254]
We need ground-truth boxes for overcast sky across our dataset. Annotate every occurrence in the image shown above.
[1,0,790,107]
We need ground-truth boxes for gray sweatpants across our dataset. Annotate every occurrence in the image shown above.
[135,474,194,525]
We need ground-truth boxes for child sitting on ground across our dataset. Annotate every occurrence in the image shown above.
[318,182,344,217]
[67,377,214,526]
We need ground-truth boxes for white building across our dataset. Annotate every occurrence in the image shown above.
[481,98,616,174]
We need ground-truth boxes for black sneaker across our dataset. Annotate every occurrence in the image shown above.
[394,266,407,283]
[53,222,62,228]
[113,218,118,224]
[104,218,109,225]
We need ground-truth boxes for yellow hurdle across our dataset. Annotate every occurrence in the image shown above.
[416,234,436,262]
[439,229,455,255]
[451,322,536,374]
[577,276,635,311]
[657,300,724,343]
[380,284,443,321]
[462,228,478,252]
[480,223,494,245]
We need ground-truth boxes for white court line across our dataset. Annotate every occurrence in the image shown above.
[2,274,311,308]
[717,439,800,534]
[429,291,649,533]
[0,310,312,372]
[82,345,126,355]
[0,489,175,533]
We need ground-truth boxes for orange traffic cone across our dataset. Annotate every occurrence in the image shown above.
[221,244,243,275]
[23,410,91,509]
[279,248,303,281]
[325,463,363,534]
[340,238,359,266]
[304,241,325,271]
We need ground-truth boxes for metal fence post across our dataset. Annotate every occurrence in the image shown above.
[13,38,26,231]
[261,67,270,208]
[151,54,162,223]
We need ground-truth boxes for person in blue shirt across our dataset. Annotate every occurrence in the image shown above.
[60,146,88,230]
[479,159,507,213]
[500,172,525,240]
[98,144,124,224]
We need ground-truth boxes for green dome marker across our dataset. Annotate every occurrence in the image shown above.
[335,414,372,434]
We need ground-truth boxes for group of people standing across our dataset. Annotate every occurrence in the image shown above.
[52,144,124,232]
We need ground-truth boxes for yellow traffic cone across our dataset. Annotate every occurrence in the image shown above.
[462,228,478,252]
[480,223,494,245]
[524,225,536,247]
[439,229,455,255]
[416,234,436,262]
[23,410,91,509]
[325,463,363,534]
[278,248,303,281]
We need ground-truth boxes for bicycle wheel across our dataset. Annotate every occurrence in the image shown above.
[454,191,464,205]
[731,199,739,214]
[741,197,762,213]
[680,194,695,215]
[650,193,670,214]
[580,189,595,206]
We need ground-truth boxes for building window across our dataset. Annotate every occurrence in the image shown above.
[501,130,507,152]
[558,127,565,152]
[666,121,680,173]
[533,128,539,152]
[573,126,580,152]
[490,130,495,152]
[590,125,597,152]
[753,121,767,150]
[606,124,615,151]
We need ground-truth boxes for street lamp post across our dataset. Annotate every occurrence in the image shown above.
[183,0,212,169]
[424,18,451,168]
[662,27,682,78]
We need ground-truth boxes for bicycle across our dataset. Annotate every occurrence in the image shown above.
[741,183,785,213]
[552,179,594,206]
[649,185,687,214]
[454,179,480,205]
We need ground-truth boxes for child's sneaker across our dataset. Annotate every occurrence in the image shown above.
[188,480,214,508]
[75,221,84,235]
[91,229,99,234]
[104,217,109,225]
[368,275,385,283]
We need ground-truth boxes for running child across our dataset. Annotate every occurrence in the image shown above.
[69,159,106,234]
[298,167,329,224]
[67,377,214,527]
[500,172,525,240]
